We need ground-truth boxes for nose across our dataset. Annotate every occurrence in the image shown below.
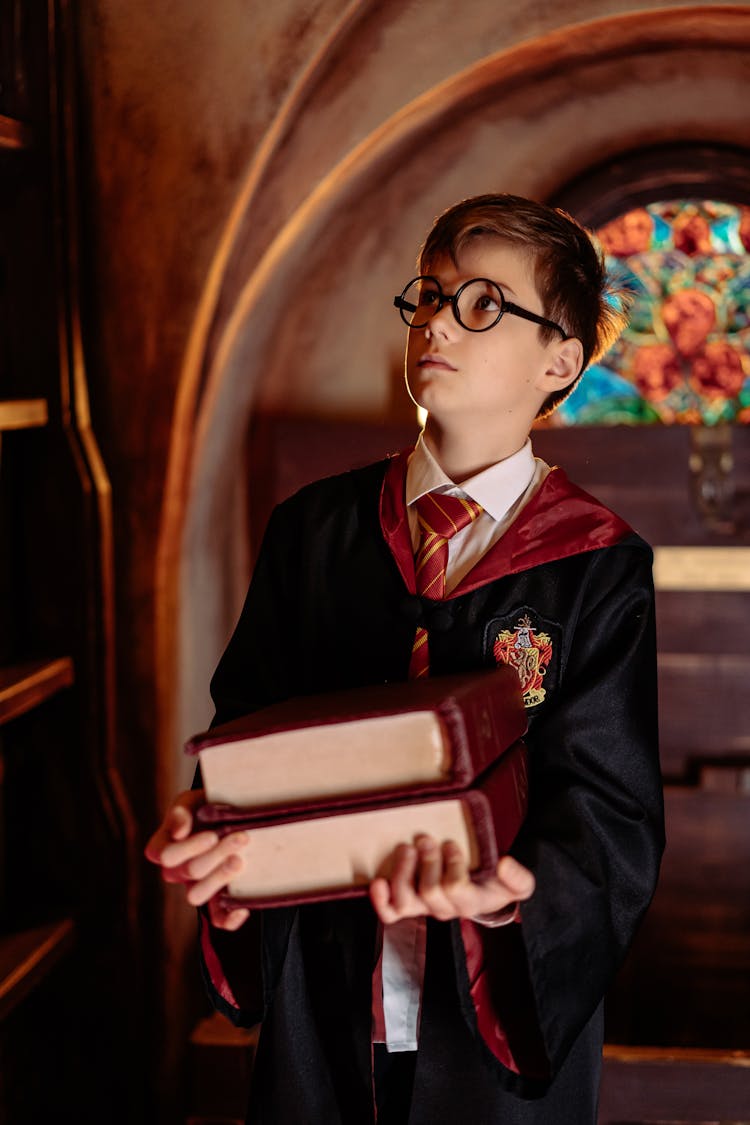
[428,294,459,338]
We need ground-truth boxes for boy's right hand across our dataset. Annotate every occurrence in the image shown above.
[144,790,251,931]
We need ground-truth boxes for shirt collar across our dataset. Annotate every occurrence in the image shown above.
[406,432,537,523]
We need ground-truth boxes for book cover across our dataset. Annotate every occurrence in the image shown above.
[189,667,526,825]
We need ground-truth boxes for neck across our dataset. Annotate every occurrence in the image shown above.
[422,417,529,481]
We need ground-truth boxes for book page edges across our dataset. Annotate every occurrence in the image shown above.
[226,798,478,899]
[200,710,451,807]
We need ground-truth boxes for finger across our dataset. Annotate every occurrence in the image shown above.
[442,840,469,887]
[414,835,443,894]
[144,791,205,861]
[414,836,454,918]
[441,845,517,919]
[144,827,170,864]
[389,843,419,913]
[182,831,250,881]
[431,883,501,919]
[207,896,250,931]
[160,862,195,886]
[145,818,186,863]
[496,855,535,900]
[417,838,462,920]
[158,830,222,870]
[166,803,195,842]
[186,853,245,906]
[369,877,400,925]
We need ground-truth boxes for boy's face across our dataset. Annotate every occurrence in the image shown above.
[404,239,571,440]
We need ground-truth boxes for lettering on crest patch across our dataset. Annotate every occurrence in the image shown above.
[485,608,560,709]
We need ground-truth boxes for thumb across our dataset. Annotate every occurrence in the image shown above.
[496,855,535,900]
[167,803,194,841]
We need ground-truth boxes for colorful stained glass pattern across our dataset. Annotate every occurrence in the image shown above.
[554,201,750,426]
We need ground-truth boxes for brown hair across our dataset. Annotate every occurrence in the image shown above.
[419,194,629,418]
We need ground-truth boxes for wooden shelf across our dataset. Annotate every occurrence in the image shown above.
[0,114,32,151]
[604,1043,750,1066]
[0,658,74,726]
[0,399,48,432]
[0,919,75,1020]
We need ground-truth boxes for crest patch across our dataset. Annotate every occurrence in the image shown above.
[487,608,558,709]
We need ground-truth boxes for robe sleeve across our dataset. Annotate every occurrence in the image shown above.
[453,539,664,1092]
[209,502,302,726]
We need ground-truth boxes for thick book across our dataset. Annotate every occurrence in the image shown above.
[215,738,528,909]
[187,667,526,825]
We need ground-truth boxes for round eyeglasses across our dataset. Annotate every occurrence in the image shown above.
[393,275,566,337]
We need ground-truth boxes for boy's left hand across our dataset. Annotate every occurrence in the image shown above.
[369,835,535,924]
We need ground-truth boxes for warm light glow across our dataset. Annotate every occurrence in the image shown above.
[653,547,750,591]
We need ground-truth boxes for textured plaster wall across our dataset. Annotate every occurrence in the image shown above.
[257,46,750,415]
[200,0,749,313]
[76,0,349,813]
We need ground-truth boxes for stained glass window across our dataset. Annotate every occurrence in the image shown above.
[553,200,750,426]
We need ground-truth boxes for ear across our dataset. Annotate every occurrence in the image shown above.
[537,337,584,395]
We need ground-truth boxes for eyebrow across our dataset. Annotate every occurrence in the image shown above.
[494,280,517,298]
[429,273,519,299]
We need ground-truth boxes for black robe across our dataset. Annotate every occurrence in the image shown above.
[199,450,665,1124]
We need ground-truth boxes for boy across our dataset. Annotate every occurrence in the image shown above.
[147,194,664,1124]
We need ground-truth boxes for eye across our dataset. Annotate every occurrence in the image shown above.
[417,287,441,308]
[455,280,505,329]
[473,291,501,313]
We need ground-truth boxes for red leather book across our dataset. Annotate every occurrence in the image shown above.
[187,667,526,826]
[214,739,528,909]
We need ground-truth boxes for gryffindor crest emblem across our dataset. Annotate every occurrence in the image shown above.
[493,613,553,709]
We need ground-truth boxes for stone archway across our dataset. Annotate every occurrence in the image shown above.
[157,6,750,804]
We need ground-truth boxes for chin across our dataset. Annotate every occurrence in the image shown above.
[407,367,449,403]
[404,373,429,411]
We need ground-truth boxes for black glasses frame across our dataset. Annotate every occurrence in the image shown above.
[393,275,566,338]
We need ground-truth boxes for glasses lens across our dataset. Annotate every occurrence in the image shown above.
[455,279,504,331]
[398,277,442,328]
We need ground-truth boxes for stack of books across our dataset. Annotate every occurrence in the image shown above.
[185,667,529,908]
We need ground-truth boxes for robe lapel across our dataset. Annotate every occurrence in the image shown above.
[378,449,632,595]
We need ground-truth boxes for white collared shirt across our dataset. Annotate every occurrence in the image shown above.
[374,434,550,1052]
[406,433,549,590]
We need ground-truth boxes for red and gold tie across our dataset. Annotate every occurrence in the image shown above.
[408,490,483,678]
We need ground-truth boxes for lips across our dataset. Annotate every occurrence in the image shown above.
[418,352,456,371]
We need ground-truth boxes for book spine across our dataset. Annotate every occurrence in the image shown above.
[440,668,526,787]
[217,883,369,911]
[461,740,528,879]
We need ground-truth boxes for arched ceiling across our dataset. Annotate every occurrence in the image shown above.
[193,6,750,485]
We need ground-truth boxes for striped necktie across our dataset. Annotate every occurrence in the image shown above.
[408,490,483,678]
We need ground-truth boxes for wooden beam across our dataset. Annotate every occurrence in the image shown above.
[0,920,75,1021]
[0,114,32,151]
[0,658,75,727]
[604,1043,750,1066]
[0,399,49,431]
[654,546,750,592]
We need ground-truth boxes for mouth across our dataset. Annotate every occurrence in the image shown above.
[417,352,456,371]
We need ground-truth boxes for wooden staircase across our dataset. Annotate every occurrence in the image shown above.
[186,1012,258,1125]
[600,1045,750,1124]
